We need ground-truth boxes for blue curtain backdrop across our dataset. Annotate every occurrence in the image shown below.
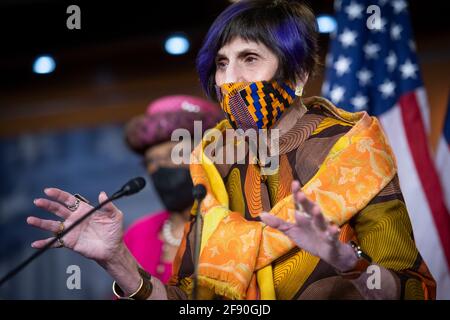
[0,123,164,299]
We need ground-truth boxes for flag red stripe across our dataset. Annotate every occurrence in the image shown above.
[399,92,450,269]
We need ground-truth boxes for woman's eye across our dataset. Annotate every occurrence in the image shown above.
[245,56,258,63]
[216,61,227,69]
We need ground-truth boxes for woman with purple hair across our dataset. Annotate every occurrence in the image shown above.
[27,0,435,300]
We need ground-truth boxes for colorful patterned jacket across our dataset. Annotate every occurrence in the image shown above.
[166,96,436,300]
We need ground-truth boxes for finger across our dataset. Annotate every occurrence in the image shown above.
[33,198,71,219]
[311,207,327,232]
[44,187,76,208]
[291,181,302,211]
[31,237,63,249]
[291,180,301,194]
[295,191,317,216]
[326,223,340,244]
[27,216,63,233]
[260,212,293,232]
[98,191,121,216]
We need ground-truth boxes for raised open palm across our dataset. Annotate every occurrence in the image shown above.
[27,188,124,264]
[260,181,356,272]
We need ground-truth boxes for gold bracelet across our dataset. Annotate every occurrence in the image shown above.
[112,278,143,299]
[112,267,153,300]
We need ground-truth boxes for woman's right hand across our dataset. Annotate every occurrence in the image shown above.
[27,188,124,265]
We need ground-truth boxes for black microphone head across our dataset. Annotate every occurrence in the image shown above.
[122,177,146,196]
[192,184,207,201]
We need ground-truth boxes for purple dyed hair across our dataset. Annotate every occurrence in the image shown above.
[196,0,319,100]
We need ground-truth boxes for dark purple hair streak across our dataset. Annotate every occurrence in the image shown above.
[196,0,319,100]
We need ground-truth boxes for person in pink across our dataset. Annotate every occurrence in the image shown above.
[123,95,222,283]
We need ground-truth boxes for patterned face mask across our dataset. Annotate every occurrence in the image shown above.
[215,80,297,130]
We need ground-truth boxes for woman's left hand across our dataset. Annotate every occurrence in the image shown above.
[260,180,357,272]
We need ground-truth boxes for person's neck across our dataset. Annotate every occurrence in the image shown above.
[250,98,306,167]
[271,97,307,137]
[168,208,190,225]
[166,209,190,240]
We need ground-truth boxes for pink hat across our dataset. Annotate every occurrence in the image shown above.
[146,95,220,115]
[125,95,223,154]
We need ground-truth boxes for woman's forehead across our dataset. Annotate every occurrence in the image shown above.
[217,37,266,56]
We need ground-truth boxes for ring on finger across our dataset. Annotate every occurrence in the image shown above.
[54,221,65,236]
[66,198,80,212]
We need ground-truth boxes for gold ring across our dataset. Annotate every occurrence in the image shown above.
[54,221,65,241]
[57,221,65,235]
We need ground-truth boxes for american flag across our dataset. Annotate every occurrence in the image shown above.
[323,0,450,298]
[436,96,450,216]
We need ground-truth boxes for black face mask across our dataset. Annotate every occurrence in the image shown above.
[150,167,194,213]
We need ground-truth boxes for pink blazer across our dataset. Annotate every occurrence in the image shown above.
[124,211,172,284]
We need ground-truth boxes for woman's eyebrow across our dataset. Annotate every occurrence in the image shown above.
[216,48,261,61]
[215,53,227,61]
[236,49,260,58]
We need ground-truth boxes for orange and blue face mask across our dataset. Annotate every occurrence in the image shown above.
[215,80,297,130]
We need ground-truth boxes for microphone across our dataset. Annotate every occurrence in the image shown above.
[0,177,147,287]
[192,184,207,201]
[192,184,207,300]
[111,176,146,199]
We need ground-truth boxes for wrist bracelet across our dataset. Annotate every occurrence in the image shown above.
[112,267,153,300]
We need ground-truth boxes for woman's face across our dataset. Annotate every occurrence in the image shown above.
[214,37,279,86]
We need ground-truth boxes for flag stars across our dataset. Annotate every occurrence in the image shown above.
[378,80,396,98]
[345,1,364,20]
[330,85,346,104]
[357,68,373,86]
[400,59,418,79]
[392,0,407,14]
[334,56,352,76]
[339,29,358,48]
[391,24,402,40]
[385,51,397,72]
[351,94,368,111]
[364,42,380,59]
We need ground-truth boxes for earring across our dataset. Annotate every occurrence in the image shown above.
[295,85,304,97]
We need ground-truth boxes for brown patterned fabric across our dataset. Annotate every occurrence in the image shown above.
[297,276,363,300]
